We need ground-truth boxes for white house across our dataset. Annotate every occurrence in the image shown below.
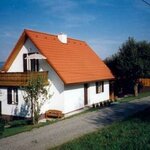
[0,29,114,120]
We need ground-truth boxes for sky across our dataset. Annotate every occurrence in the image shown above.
[0,0,150,62]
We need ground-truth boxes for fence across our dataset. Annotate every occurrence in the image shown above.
[140,78,150,87]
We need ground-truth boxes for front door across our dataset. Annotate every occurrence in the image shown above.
[84,84,88,105]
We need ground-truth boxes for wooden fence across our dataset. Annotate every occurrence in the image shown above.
[140,78,150,87]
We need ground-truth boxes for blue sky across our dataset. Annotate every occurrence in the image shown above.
[0,0,150,61]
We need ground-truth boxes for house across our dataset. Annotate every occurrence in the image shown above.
[0,29,114,120]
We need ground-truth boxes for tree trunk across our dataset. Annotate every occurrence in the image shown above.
[31,98,36,125]
[33,101,36,125]
[134,82,138,97]
[110,81,115,101]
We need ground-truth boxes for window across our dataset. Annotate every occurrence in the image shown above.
[23,53,39,72]
[7,88,18,105]
[23,53,27,72]
[96,81,104,93]
[31,59,39,72]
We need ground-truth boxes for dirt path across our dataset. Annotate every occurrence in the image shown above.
[0,96,150,150]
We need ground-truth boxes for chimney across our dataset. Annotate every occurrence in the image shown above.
[58,33,67,44]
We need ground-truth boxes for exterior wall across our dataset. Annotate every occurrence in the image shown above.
[8,39,38,72]
[40,62,65,113]
[64,84,84,114]
[0,88,31,118]
[88,81,110,105]
[63,81,110,114]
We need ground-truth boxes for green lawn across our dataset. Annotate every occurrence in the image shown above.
[52,107,150,150]
[117,91,150,103]
[0,120,54,139]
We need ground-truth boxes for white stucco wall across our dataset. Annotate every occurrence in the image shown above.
[8,39,39,72]
[0,88,31,117]
[64,84,84,114]
[63,81,110,114]
[88,81,110,105]
[39,62,65,113]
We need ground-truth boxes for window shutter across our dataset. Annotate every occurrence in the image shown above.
[36,59,39,71]
[102,81,104,92]
[15,88,18,104]
[96,82,98,93]
[23,54,27,72]
[31,59,35,71]
[7,88,12,104]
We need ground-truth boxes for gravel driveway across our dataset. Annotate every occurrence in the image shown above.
[0,96,150,150]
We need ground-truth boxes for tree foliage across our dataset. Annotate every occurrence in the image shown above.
[105,37,150,96]
[22,76,51,124]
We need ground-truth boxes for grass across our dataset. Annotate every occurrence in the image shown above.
[52,107,150,150]
[0,120,55,139]
[117,91,150,103]
[0,107,99,139]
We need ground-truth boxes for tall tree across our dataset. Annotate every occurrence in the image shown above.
[105,37,150,96]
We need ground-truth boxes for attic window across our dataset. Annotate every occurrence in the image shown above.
[96,81,104,94]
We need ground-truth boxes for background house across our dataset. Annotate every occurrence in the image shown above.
[0,29,114,120]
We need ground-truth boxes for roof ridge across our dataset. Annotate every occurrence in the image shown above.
[24,29,85,43]
[24,29,57,37]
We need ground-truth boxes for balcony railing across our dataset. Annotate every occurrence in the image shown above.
[0,71,48,86]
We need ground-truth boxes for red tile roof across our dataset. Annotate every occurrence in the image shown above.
[3,29,114,84]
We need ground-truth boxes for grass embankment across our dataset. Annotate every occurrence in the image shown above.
[117,91,150,103]
[52,107,150,150]
[0,120,52,139]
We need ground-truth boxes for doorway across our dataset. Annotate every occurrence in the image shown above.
[84,84,88,105]
[23,53,39,72]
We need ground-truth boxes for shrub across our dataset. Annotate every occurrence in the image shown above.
[8,119,32,128]
[0,118,5,135]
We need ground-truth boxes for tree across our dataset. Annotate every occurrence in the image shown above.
[105,37,150,96]
[22,75,50,124]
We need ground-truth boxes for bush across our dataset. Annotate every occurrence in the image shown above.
[8,119,32,128]
[0,118,5,135]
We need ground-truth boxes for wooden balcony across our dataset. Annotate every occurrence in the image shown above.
[0,71,48,86]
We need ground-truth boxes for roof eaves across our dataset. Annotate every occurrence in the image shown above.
[65,77,115,85]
